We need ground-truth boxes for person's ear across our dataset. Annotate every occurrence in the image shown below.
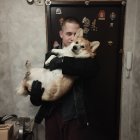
[59,30,63,39]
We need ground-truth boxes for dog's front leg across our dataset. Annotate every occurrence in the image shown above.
[45,55,56,66]
[51,49,65,56]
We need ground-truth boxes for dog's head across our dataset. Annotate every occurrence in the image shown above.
[71,28,100,58]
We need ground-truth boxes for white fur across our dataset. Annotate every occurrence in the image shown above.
[16,29,100,101]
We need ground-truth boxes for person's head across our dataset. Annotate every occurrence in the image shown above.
[59,17,80,47]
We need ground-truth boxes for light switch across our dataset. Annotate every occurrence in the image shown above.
[126,51,132,70]
[126,51,133,78]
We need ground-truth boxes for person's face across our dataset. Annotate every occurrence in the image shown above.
[59,22,80,47]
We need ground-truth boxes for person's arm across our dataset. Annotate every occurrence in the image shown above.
[48,56,99,78]
[62,57,98,77]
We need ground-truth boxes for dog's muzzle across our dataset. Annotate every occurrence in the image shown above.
[73,45,78,50]
[72,45,78,53]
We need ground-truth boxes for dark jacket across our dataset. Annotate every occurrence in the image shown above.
[31,52,98,125]
[61,56,98,125]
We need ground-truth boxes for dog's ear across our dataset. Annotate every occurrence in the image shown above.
[90,41,100,52]
[74,28,83,39]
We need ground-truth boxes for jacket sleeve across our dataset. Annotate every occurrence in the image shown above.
[62,57,99,78]
[30,94,43,106]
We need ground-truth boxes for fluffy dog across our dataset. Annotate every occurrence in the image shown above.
[16,29,100,101]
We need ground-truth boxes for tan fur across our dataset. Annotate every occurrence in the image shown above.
[16,28,100,101]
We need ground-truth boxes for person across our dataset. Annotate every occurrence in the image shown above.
[30,17,99,140]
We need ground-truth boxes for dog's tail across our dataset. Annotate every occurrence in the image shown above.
[24,60,31,79]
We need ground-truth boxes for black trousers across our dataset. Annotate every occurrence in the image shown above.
[45,111,104,140]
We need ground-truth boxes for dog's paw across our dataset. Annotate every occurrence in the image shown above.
[25,60,31,69]
[24,71,31,79]
[51,49,55,53]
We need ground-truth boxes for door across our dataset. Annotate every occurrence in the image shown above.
[45,1,126,140]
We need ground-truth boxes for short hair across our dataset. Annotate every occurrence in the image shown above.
[61,17,80,29]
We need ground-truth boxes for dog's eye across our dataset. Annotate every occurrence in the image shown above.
[76,41,78,44]
[81,45,85,48]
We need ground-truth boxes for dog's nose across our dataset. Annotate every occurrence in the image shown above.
[73,45,77,50]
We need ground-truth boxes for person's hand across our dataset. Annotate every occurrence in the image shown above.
[47,57,63,71]
[29,80,44,106]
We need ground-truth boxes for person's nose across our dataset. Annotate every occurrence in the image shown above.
[70,34,75,42]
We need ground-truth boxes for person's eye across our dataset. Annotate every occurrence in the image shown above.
[66,32,72,36]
